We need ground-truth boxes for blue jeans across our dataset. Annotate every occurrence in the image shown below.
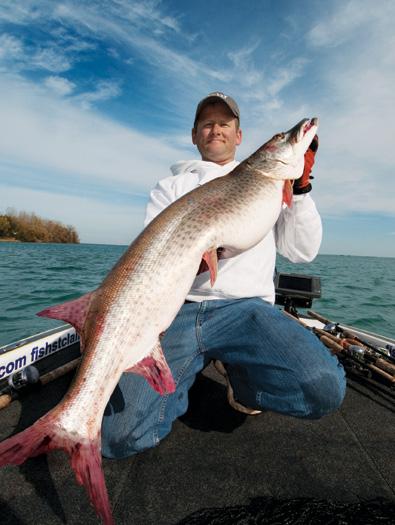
[101,298,346,458]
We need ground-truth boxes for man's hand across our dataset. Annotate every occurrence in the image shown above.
[293,134,319,195]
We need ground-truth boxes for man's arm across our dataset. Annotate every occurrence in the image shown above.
[274,134,322,262]
[274,194,322,262]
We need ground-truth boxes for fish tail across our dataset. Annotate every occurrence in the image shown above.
[69,438,114,525]
[0,415,114,525]
[0,416,54,465]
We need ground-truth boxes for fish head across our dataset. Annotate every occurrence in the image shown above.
[252,117,319,180]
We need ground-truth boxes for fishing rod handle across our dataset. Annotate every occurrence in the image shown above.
[375,358,395,377]
[307,310,331,325]
[0,394,12,410]
[314,328,338,342]
[40,358,81,385]
[320,335,343,354]
[367,364,395,384]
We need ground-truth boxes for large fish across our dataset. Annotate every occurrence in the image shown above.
[0,117,318,524]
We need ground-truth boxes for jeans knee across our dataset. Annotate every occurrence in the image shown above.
[300,366,346,419]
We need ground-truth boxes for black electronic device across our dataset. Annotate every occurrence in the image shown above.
[274,272,321,314]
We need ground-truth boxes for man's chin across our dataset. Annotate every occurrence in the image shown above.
[198,143,236,164]
[203,146,226,160]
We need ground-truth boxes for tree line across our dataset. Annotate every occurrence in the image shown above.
[0,210,80,243]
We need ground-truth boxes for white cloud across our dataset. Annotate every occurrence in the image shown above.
[228,44,257,67]
[0,33,24,61]
[0,74,183,196]
[74,80,122,109]
[31,46,72,72]
[106,0,181,34]
[307,0,394,48]
[0,0,43,24]
[266,58,308,97]
[0,1,293,121]
[51,1,230,88]
[227,40,262,88]
[235,0,395,220]
[44,75,76,96]
[303,2,395,180]
[0,33,72,74]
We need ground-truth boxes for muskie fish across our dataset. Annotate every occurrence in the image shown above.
[0,118,318,524]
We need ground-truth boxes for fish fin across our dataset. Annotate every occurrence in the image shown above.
[283,180,293,207]
[125,340,176,395]
[70,437,114,525]
[0,414,114,525]
[202,247,218,286]
[37,291,95,335]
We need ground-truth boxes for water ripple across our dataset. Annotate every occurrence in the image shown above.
[0,242,125,345]
[0,243,394,346]
[277,253,395,339]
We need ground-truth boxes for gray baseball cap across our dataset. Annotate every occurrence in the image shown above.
[194,91,240,127]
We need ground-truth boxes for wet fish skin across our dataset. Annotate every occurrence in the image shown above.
[0,118,318,525]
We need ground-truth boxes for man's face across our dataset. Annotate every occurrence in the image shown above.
[192,102,242,165]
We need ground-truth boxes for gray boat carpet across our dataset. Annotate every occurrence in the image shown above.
[0,360,394,524]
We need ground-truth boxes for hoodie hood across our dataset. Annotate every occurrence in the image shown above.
[170,160,239,185]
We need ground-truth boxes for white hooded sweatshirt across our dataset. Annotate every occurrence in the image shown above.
[144,160,322,304]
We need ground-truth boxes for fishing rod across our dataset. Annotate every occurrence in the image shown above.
[306,311,395,389]
[283,310,395,391]
[307,310,395,364]
[312,327,395,386]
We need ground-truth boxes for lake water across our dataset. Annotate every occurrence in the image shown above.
[0,242,394,346]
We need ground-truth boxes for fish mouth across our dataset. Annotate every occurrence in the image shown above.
[292,117,318,143]
[302,117,318,135]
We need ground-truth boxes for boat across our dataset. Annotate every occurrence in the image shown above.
[0,273,394,524]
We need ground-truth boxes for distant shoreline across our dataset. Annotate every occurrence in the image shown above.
[0,212,79,244]
[0,238,79,244]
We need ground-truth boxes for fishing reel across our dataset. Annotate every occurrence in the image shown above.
[0,365,41,410]
[8,365,40,391]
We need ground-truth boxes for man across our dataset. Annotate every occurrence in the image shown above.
[102,92,346,458]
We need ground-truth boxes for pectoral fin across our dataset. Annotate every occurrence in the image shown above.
[202,247,218,286]
[283,180,293,207]
[125,340,176,395]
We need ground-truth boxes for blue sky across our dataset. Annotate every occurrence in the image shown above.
[0,0,394,256]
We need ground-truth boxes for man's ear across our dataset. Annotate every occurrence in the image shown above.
[191,127,197,145]
[236,128,242,146]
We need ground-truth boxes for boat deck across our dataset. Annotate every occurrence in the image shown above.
[1,352,394,524]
